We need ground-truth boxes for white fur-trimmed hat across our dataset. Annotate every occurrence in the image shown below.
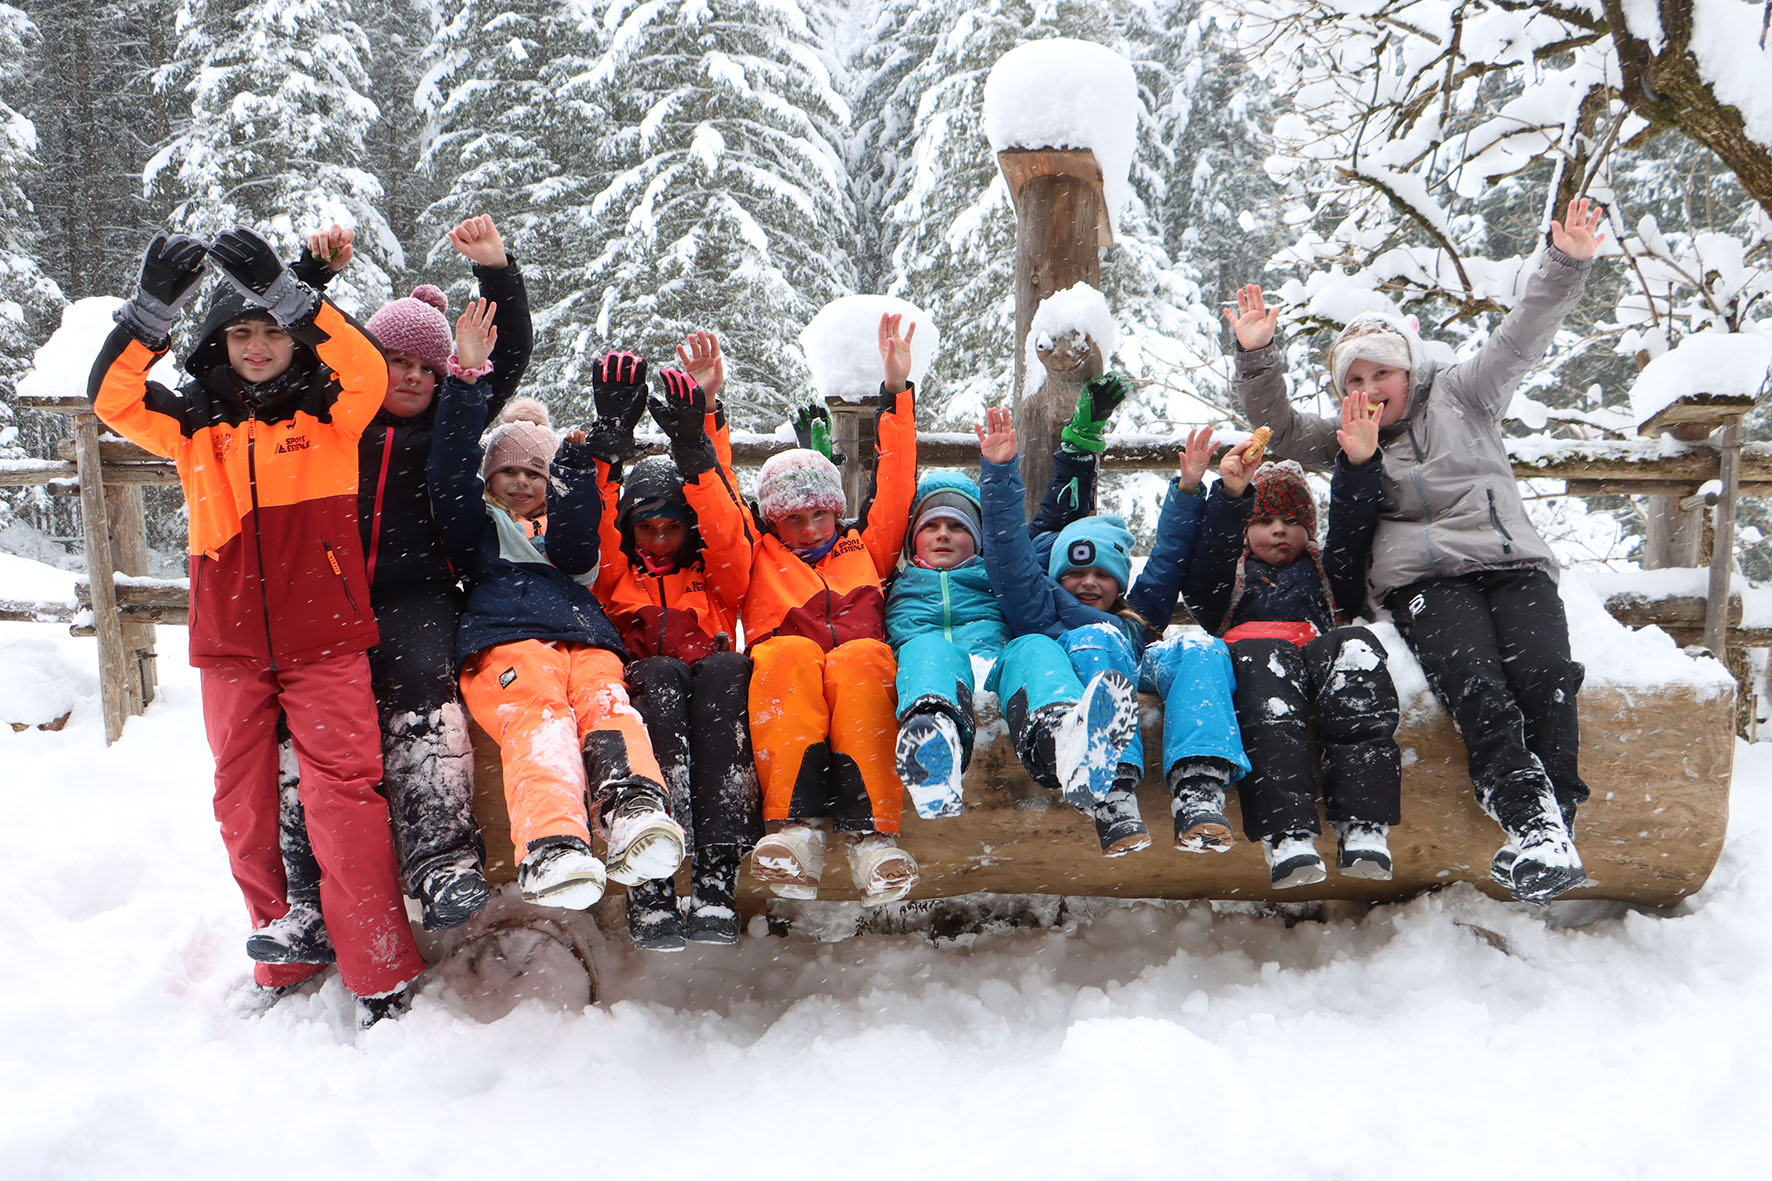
[1327,312,1424,398]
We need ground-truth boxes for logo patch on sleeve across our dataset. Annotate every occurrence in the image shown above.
[499,667,517,689]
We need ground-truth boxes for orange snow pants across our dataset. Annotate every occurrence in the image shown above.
[459,640,663,861]
[749,635,902,834]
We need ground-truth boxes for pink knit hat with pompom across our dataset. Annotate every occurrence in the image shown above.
[367,285,452,376]
[481,397,558,480]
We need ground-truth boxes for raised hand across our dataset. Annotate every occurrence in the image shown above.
[447,214,508,269]
[1549,196,1607,261]
[591,350,648,431]
[1337,391,1381,466]
[1222,283,1279,351]
[305,224,354,272]
[975,406,1018,465]
[453,299,498,373]
[879,311,917,394]
[791,401,846,465]
[649,368,707,444]
[674,330,722,407]
[1178,425,1215,493]
[209,225,316,325]
[116,232,209,344]
[1219,441,1252,498]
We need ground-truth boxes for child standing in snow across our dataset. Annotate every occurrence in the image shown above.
[429,302,684,911]
[260,216,533,956]
[1227,195,1607,901]
[977,398,1247,856]
[583,333,761,949]
[742,313,920,904]
[1184,403,1402,887]
[91,226,424,1026]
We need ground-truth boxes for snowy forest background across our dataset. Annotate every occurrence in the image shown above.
[1,0,1769,575]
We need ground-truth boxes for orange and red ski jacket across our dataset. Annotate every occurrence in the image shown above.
[89,298,387,668]
[739,385,917,651]
[593,411,755,661]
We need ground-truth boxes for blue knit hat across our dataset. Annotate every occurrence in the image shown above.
[1049,514,1134,592]
[906,471,983,558]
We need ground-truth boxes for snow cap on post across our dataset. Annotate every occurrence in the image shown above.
[20,298,184,400]
[983,39,1137,236]
[1628,332,1772,434]
[1022,282,1117,399]
[798,294,939,401]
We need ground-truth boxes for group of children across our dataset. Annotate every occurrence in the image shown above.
[89,192,1607,1027]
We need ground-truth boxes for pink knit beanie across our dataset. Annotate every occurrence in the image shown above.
[481,397,558,480]
[367,285,452,376]
[756,448,846,523]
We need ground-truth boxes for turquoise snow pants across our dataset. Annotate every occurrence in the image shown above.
[1140,632,1249,782]
[896,632,990,765]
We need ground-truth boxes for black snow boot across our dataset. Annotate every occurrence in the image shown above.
[246,902,335,965]
[685,846,743,945]
[626,876,686,952]
[355,982,412,1030]
[414,857,492,931]
[1169,759,1234,853]
[1091,766,1151,857]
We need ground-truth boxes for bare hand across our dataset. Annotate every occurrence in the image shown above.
[675,330,723,406]
[448,214,508,269]
[975,406,1017,464]
[563,428,587,446]
[1337,392,1381,465]
[1549,196,1606,260]
[1222,283,1279,351]
[1179,426,1215,493]
[1219,445,1251,498]
[879,312,916,395]
[305,224,354,272]
[454,299,499,371]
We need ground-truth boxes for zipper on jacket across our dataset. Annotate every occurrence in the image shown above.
[1486,488,1514,554]
[366,425,394,587]
[940,569,953,641]
[246,414,279,670]
[322,539,360,614]
[652,570,669,653]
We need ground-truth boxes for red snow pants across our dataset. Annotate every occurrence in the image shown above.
[749,635,902,834]
[200,652,425,996]
[459,640,664,861]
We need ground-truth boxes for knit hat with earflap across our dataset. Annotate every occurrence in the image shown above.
[1048,515,1135,593]
[367,285,452,376]
[1327,312,1425,400]
[906,471,983,559]
[1249,460,1318,537]
[756,448,846,523]
[481,396,558,480]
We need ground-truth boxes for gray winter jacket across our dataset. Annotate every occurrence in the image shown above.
[1235,246,1594,602]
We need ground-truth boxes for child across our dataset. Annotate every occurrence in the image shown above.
[1185,402,1401,887]
[428,301,684,910]
[743,314,920,904]
[584,333,760,949]
[978,401,1246,856]
[1226,195,1607,901]
[261,216,531,950]
[91,226,424,1027]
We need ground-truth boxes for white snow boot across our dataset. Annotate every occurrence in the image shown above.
[245,902,334,965]
[1334,821,1393,881]
[517,836,608,910]
[896,712,965,818]
[1054,670,1140,811]
[1263,831,1328,889]
[751,823,826,900]
[845,833,920,905]
[604,786,687,886]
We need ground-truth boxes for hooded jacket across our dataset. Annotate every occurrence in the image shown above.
[89,291,384,667]
[885,472,1006,658]
[1235,246,1592,601]
[591,409,754,662]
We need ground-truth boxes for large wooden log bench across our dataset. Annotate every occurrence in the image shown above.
[470,674,1734,912]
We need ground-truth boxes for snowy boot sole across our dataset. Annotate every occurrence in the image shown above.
[895,715,964,819]
[1056,671,1140,811]
[606,819,688,886]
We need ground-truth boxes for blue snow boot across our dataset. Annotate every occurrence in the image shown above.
[1055,670,1140,812]
[895,712,964,819]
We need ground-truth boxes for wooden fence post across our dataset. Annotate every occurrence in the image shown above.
[105,484,157,711]
[826,397,872,512]
[73,412,129,744]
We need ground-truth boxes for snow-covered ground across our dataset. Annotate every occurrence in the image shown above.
[4,593,1772,1178]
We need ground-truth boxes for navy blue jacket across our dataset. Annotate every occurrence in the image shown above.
[428,375,625,665]
[1186,453,1383,635]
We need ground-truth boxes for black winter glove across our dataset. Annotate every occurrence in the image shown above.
[209,226,317,325]
[791,401,847,466]
[114,232,208,347]
[651,369,716,476]
[591,350,649,433]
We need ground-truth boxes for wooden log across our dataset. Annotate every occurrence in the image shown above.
[468,683,1732,909]
[105,484,157,713]
[72,413,129,744]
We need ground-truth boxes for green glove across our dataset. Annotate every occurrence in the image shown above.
[1060,372,1131,454]
[791,402,848,466]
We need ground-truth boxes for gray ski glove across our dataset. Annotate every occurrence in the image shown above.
[114,232,209,348]
[209,226,319,326]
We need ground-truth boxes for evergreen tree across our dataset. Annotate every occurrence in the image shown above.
[363,0,441,292]
[575,0,856,430]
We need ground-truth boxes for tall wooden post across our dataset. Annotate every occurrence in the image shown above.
[1704,417,1744,658]
[826,397,872,512]
[106,484,157,711]
[1642,423,1712,569]
[74,413,129,744]
[997,149,1113,514]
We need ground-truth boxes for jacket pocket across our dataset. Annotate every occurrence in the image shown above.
[1486,488,1515,555]
[321,540,362,616]
[188,555,206,634]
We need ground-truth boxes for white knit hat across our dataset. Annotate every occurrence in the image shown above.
[756,448,846,522]
[481,397,558,480]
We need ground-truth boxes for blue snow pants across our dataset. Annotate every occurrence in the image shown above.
[1059,622,1146,772]
[1140,632,1250,783]
[896,632,990,765]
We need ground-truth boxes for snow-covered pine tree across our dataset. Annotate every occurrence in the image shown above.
[147,0,397,315]
[362,0,441,292]
[573,0,856,431]
[415,0,606,403]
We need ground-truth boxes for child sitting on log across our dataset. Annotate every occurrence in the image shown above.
[1184,404,1401,887]
[429,301,684,911]
[977,394,1245,856]
[582,333,760,950]
[1226,195,1607,901]
[92,226,424,1026]
[742,313,920,904]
